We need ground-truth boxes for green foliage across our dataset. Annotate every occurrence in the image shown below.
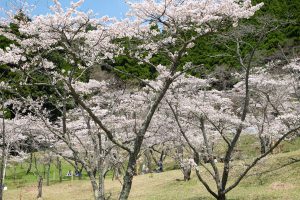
[0,35,13,49]
[252,0,300,49]
[0,13,82,121]
[113,55,157,80]
[110,0,300,81]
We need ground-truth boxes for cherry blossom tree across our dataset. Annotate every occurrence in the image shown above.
[165,57,300,200]
[247,63,300,153]
[0,0,264,199]
[21,78,155,199]
[0,107,29,200]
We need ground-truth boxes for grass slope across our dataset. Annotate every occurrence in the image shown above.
[4,149,300,200]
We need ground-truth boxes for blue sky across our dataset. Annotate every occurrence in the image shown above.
[0,0,129,18]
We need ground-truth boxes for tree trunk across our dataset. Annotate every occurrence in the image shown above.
[0,111,7,200]
[37,176,43,199]
[91,179,100,200]
[118,153,137,200]
[46,163,51,186]
[96,130,105,200]
[26,152,33,175]
[259,136,270,154]
[0,172,3,199]
[149,149,158,168]
[159,150,165,163]
[217,193,226,200]
[93,168,97,178]
[98,166,105,200]
[43,164,46,179]
[78,166,83,180]
[88,172,104,200]
[57,158,62,183]
[0,148,8,200]
[118,131,148,200]
[183,166,191,181]
[74,160,83,180]
[145,150,152,173]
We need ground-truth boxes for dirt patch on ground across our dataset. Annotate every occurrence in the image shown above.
[270,182,295,190]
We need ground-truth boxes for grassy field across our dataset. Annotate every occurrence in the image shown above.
[3,148,300,200]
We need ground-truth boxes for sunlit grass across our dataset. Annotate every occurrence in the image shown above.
[4,148,300,200]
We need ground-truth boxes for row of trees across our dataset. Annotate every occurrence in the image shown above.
[0,1,299,200]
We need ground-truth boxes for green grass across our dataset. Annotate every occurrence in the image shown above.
[4,158,91,189]
[3,148,300,200]
[3,136,300,199]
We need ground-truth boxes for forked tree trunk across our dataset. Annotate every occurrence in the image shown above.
[68,65,174,200]
[78,166,83,180]
[74,160,83,180]
[88,172,105,200]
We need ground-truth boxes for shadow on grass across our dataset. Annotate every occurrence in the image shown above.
[175,178,186,182]
[187,197,240,200]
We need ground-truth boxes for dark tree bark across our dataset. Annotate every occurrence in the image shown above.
[87,169,105,200]
[149,149,158,167]
[183,166,191,181]
[37,176,43,199]
[43,164,46,179]
[57,157,62,183]
[217,193,226,200]
[26,152,33,175]
[119,139,142,200]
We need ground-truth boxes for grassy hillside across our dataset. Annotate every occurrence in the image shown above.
[4,148,300,200]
